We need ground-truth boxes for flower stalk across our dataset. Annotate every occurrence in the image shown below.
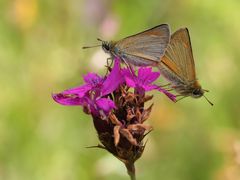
[125,161,136,180]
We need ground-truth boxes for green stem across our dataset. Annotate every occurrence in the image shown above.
[125,162,136,180]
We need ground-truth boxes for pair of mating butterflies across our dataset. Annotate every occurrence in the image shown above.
[83,24,213,105]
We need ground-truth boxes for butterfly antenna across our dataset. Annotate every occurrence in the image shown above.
[97,38,103,42]
[203,95,214,106]
[203,89,209,92]
[82,44,102,49]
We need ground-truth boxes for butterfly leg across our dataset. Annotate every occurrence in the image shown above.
[176,95,187,102]
[122,58,135,75]
[106,57,113,67]
[160,83,171,87]
[160,83,173,91]
[104,57,114,77]
[162,88,174,91]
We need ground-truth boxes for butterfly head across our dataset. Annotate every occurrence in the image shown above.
[191,88,204,98]
[101,41,113,54]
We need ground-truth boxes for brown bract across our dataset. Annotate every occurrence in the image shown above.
[92,84,153,165]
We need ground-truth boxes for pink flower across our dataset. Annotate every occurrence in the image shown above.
[53,59,123,115]
[122,67,176,101]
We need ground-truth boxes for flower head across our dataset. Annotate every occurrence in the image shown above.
[52,57,176,179]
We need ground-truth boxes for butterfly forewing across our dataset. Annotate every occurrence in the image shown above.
[115,24,170,64]
[161,28,196,83]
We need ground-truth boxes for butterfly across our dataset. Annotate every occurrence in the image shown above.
[157,28,213,105]
[83,24,170,68]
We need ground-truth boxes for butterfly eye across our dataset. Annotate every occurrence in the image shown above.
[192,89,203,98]
[192,89,199,95]
[102,42,110,52]
[105,45,110,51]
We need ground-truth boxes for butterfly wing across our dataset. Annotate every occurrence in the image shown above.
[159,28,197,84]
[114,24,170,65]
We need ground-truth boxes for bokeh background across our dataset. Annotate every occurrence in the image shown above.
[1,0,240,179]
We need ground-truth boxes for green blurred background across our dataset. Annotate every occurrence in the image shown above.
[1,0,240,179]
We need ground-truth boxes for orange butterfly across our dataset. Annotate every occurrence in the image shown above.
[157,28,213,105]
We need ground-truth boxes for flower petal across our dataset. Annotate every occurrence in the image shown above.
[138,67,152,83]
[141,84,158,91]
[122,67,135,80]
[138,67,160,84]
[63,84,91,98]
[125,76,136,88]
[52,93,84,105]
[122,67,137,87]
[101,58,124,96]
[96,98,116,113]
[138,67,152,77]
[83,73,103,86]
[145,71,160,83]
[157,87,177,102]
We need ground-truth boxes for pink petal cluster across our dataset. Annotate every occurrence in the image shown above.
[52,58,176,116]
